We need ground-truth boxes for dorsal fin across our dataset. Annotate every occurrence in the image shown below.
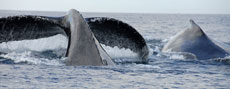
[189,19,205,35]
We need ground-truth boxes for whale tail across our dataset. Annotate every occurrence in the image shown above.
[0,9,149,65]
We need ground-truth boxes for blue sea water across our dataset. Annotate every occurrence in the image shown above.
[0,10,230,89]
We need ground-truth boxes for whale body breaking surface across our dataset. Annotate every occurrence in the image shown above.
[162,20,230,60]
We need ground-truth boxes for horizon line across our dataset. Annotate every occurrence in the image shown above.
[0,9,229,15]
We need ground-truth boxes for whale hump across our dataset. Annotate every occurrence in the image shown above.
[162,19,229,60]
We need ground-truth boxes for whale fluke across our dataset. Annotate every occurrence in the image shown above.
[86,17,149,62]
[0,15,67,43]
[162,19,229,60]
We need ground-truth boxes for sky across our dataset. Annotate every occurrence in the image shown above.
[0,0,229,14]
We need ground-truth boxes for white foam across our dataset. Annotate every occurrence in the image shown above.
[159,51,197,60]
[0,51,66,65]
[162,38,169,43]
[169,54,185,60]
[134,64,161,69]
[101,44,138,59]
[144,36,155,40]
[0,34,68,53]
[0,34,143,64]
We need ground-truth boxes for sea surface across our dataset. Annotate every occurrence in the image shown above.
[0,10,230,89]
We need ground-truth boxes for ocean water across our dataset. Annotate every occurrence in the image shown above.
[0,10,230,89]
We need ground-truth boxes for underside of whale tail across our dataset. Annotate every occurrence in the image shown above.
[0,15,68,43]
[85,17,149,62]
[64,9,115,66]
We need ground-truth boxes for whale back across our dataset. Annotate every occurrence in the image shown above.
[162,20,229,59]
[64,9,115,66]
